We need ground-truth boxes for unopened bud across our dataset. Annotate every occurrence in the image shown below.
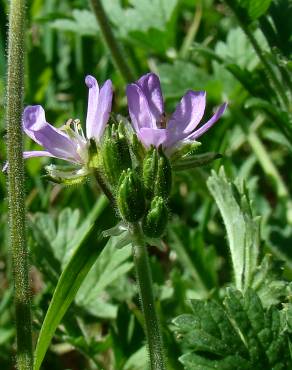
[155,147,172,199]
[117,169,145,222]
[131,133,146,164]
[102,123,132,186]
[88,138,100,168]
[142,196,168,238]
[142,147,158,199]
[142,146,172,200]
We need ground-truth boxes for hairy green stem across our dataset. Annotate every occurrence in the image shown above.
[89,0,135,82]
[93,169,116,206]
[6,1,33,369]
[129,223,166,370]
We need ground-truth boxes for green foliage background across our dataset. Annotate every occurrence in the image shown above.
[0,0,292,369]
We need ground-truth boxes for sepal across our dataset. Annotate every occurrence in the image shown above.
[142,196,168,238]
[131,133,146,164]
[155,147,172,199]
[88,138,101,169]
[117,169,146,222]
[102,221,128,238]
[170,141,201,162]
[101,123,132,186]
[44,164,88,185]
[142,146,172,200]
[172,152,222,171]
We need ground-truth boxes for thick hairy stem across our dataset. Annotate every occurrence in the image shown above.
[129,223,166,370]
[6,1,33,369]
[89,0,135,82]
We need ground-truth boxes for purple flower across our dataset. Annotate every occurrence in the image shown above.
[126,73,227,153]
[21,75,113,167]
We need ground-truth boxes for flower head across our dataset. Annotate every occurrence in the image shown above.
[126,73,227,154]
[21,75,113,168]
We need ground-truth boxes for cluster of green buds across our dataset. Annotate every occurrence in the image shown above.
[99,123,172,239]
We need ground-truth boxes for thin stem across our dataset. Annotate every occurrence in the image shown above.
[93,169,116,206]
[180,0,202,59]
[89,0,135,82]
[6,0,33,369]
[247,127,292,223]
[224,0,289,111]
[129,223,166,370]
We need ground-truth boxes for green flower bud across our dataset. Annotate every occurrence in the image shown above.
[117,169,146,222]
[131,133,146,164]
[142,146,172,200]
[155,147,172,199]
[142,147,158,199]
[88,138,100,168]
[142,196,168,238]
[102,123,132,186]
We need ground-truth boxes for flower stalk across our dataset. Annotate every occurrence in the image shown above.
[129,223,166,370]
[6,0,33,369]
[89,0,135,82]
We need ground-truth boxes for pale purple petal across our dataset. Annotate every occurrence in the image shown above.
[136,73,164,120]
[23,106,81,163]
[127,84,157,130]
[85,75,99,138]
[2,151,55,172]
[187,102,227,140]
[138,128,168,148]
[23,150,56,159]
[94,79,113,141]
[168,91,206,134]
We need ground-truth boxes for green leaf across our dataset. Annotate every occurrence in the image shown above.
[75,236,133,317]
[50,10,99,36]
[33,196,109,370]
[123,346,148,370]
[173,289,292,369]
[207,167,260,291]
[31,200,107,268]
[157,61,214,100]
[239,0,272,20]
[252,254,291,307]
[168,226,218,293]
[103,0,178,52]
[172,152,222,171]
[179,352,250,370]
[215,27,267,70]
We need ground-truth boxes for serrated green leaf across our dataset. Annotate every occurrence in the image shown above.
[239,0,272,20]
[33,196,108,370]
[252,254,289,307]
[50,9,99,36]
[179,352,251,370]
[103,0,178,52]
[76,236,133,307]
[123,345,148,370]
[215,27,267,71]
[157,61,214,99]
[173,289,292,369]
[207,167,260,291]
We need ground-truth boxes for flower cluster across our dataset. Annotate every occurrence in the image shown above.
[5,72,227,237]
[19,72,226,170]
